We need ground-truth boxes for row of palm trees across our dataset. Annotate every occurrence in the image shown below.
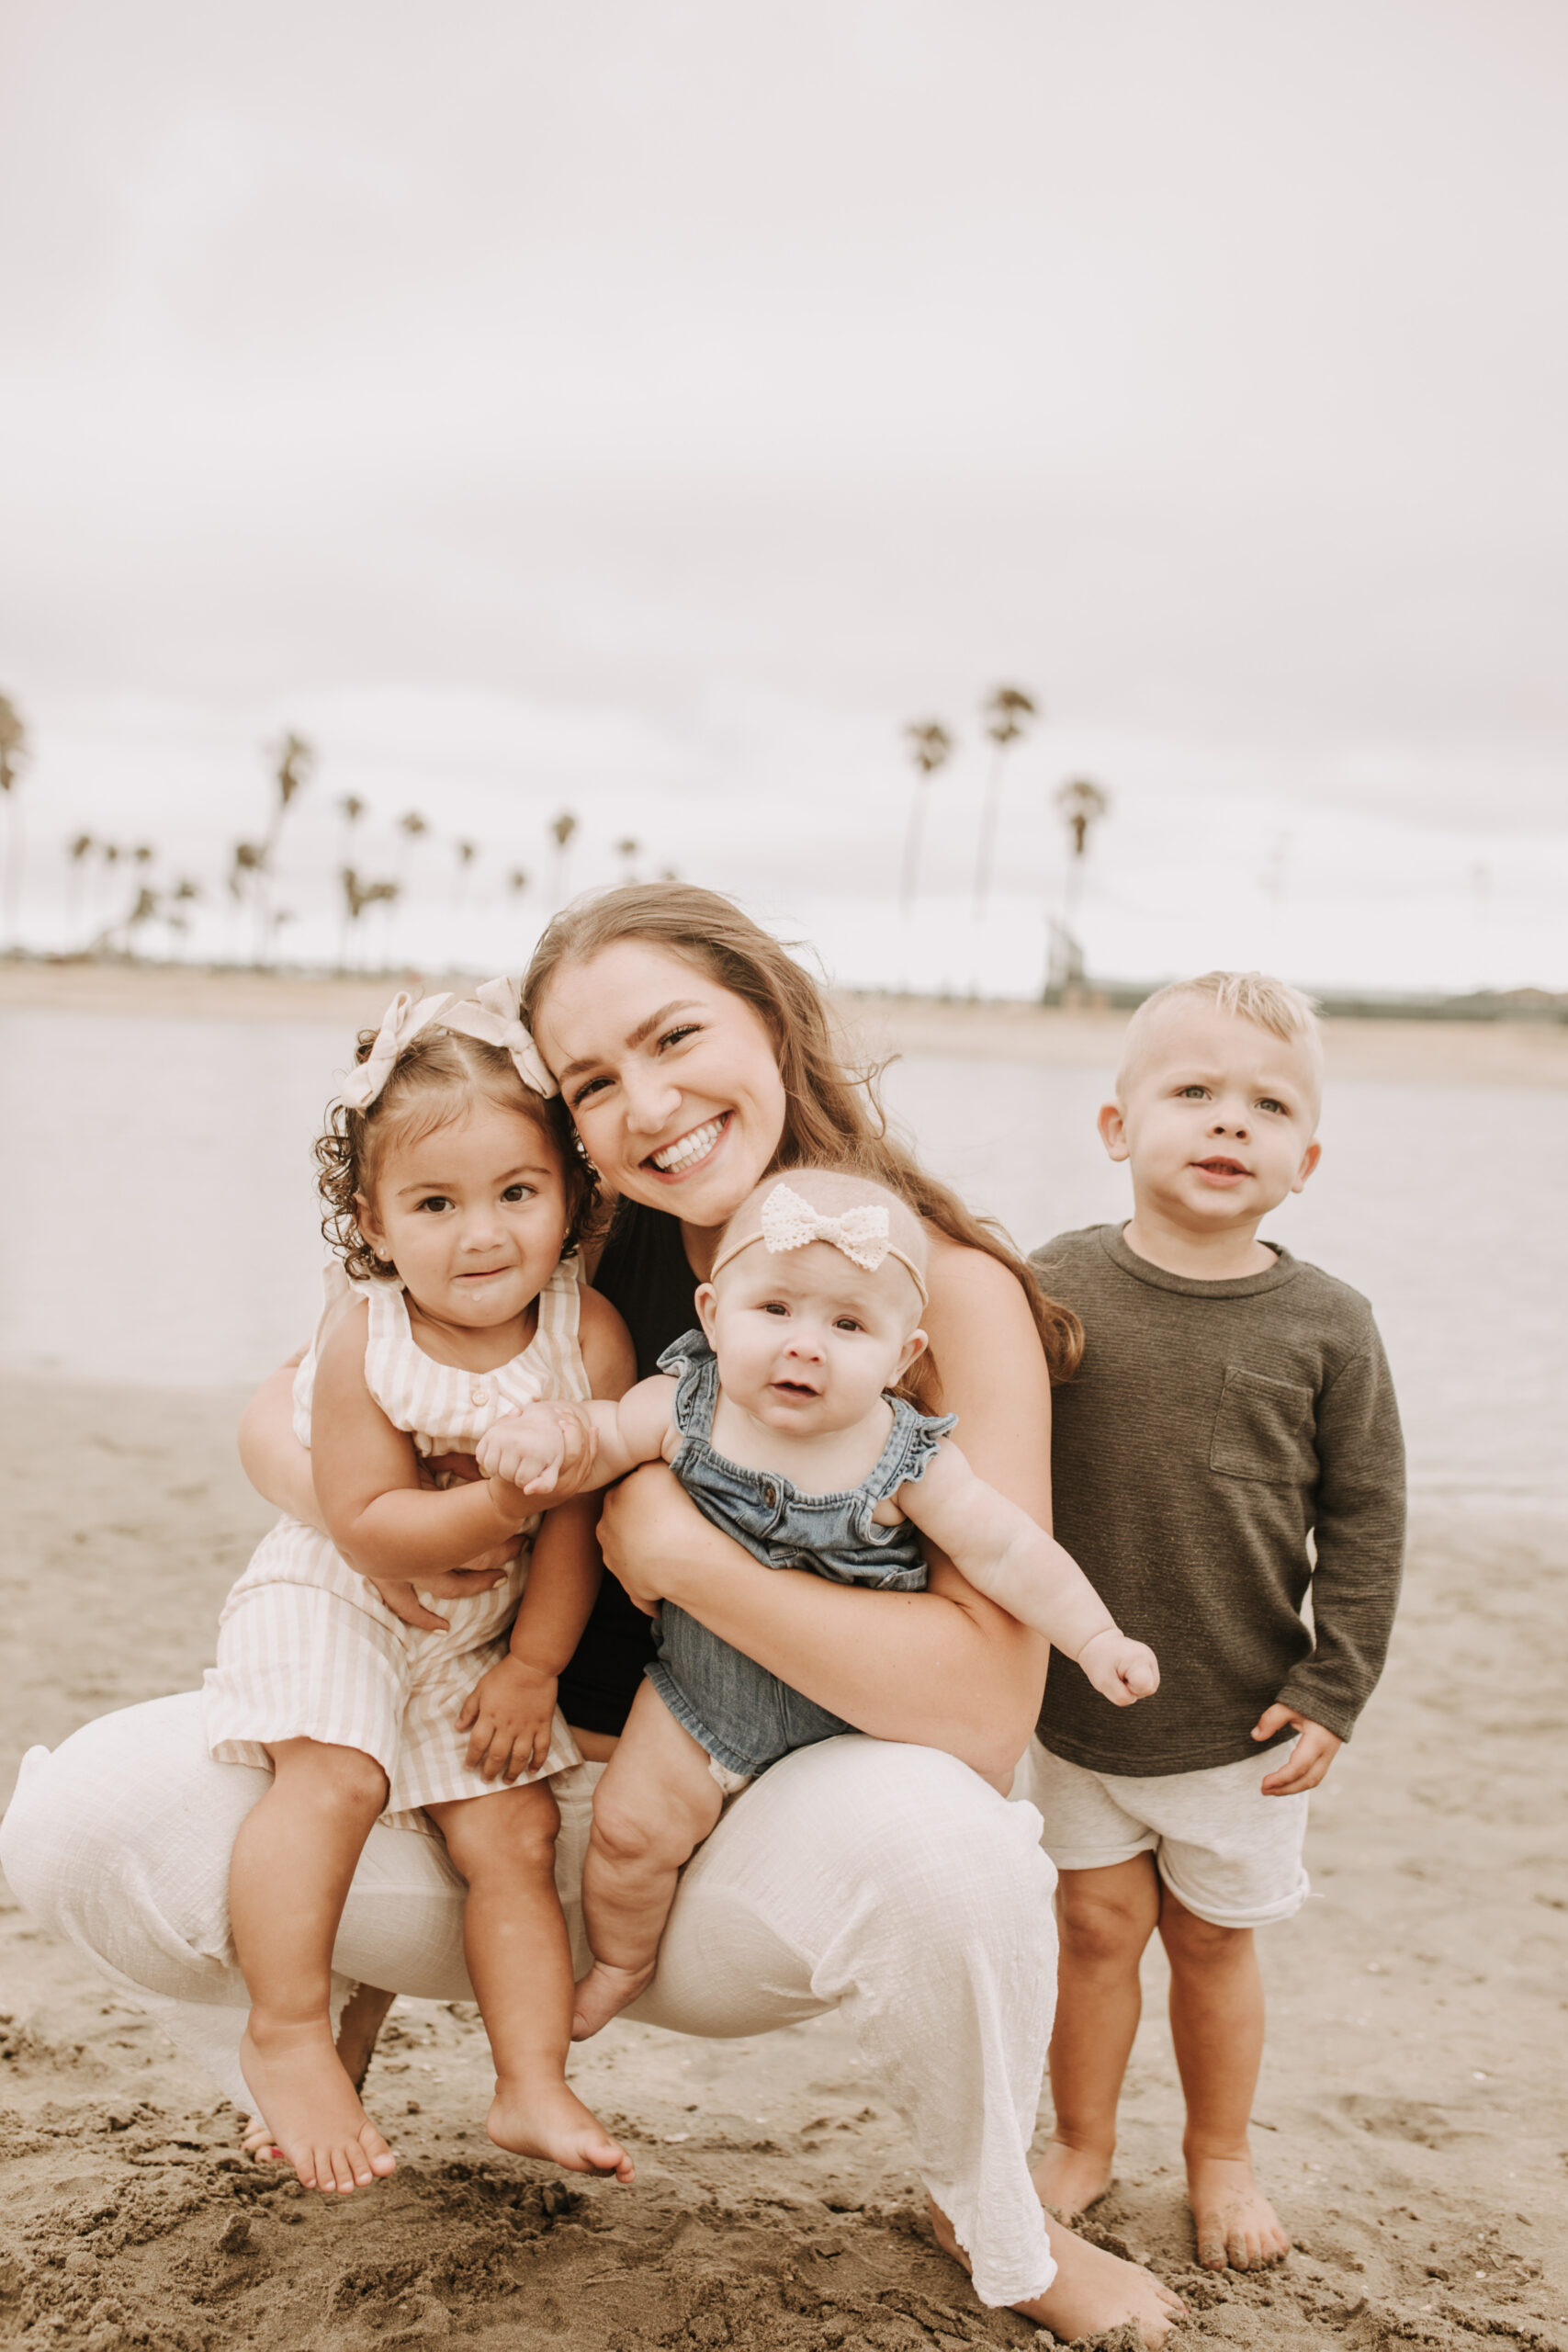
[0,701,664,966]
[0,684,1111,992]
[902,685,1112,991]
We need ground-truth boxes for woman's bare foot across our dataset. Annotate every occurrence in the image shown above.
[929,2196,1185,2349]
[486,2075,635,2182]
[1031,2135,1114,2221]
[570,1959,655,2041]
[240,2017,397,2194]
[241,2114,284,2162]
[334,1981,397,2091]
[1188,2151,1290,2270]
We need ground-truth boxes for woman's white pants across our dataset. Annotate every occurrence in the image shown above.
[0,1694,1058,2308]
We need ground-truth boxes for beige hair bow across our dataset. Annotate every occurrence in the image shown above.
[340,977,558,1111]
[710,1180,928,1303]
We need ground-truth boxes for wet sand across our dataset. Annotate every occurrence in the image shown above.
[2,1374,1565,2350]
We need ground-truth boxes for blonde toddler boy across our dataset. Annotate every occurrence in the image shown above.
[1026,971,1404,2273]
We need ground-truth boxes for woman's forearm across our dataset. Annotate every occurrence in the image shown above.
[603,1481,1043,1778]
[682,1550,1041,1775]
[237,1362,324,1530]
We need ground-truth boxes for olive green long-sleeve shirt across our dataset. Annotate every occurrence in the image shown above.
[1029,1224,1405,1775]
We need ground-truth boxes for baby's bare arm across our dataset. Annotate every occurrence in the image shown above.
[476,1376,676,1499]
[901,1445,1159,1702]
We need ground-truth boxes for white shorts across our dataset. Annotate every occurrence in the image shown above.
[1016,1738,1310,1930]
[202,1579,580,1831]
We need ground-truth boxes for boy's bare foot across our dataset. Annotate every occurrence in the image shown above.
[240,2018,397,2194]
[1187,2152,1290,2269]
[1031,2135,1114,2220]
[570,1959,655,2041]
[486,2075,635,2182]
[928,2196,1184,2348]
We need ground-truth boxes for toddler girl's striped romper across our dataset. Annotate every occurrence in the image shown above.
[202,1259,588,1829]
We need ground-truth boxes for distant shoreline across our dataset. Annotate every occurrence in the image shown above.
[4,956,1567,1086]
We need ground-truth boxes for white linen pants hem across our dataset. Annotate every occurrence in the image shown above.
[1,1692,1058,2310]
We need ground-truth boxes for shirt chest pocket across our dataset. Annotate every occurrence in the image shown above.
[1209,1365,1317,1485]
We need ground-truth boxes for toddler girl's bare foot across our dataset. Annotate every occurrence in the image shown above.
[1188,2151,1290,2269]
[570,1958,656,2041]
[928,2195,1185,2349]
[239,1984,392,2163]
[1031,2136,1114,2220]
[486,2076,635,2182]
[239,2018,397,2195]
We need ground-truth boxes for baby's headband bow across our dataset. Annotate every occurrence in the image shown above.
[711,1180,928,1304]
[339,977,558,1111]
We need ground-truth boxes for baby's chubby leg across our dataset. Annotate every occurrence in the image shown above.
[575,1683,725,2041]
[424,1784,633,2183]
[230,1738,399,2195]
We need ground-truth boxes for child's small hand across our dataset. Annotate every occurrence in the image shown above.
[477,1408,569,1498]
[1077,1628,1161,1707]
[457,1655,560,1783]
[1253,1703,1341,1792]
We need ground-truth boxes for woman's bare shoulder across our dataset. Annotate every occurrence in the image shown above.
[921,1230,1032,1322]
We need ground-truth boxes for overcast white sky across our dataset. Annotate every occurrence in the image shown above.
[2,0,1565,992]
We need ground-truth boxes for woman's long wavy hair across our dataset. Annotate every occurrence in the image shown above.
[521,884,1084,1385]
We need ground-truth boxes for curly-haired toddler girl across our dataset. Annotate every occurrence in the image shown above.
[201,980,635,2195]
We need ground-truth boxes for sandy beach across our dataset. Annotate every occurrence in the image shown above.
[3,966,1567,2349]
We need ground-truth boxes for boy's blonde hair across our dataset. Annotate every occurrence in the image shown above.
[1116,970,1324,1103]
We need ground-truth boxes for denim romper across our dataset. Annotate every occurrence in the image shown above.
[644,1329,957,1781]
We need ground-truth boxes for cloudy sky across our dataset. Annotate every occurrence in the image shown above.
[2,0,1564,993]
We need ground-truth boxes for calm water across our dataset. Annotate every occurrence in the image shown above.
[2,1007,1563,1504]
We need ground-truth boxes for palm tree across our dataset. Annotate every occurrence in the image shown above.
[166,876,200,961]
[273,732,312,826]
[972,685,1038,923]
[249,732,312,967]
[900,720,953,915]
[341,869,400,971]
[334,797,367,967]
[65,832,94,951]
[549,811,578,909]
[508,866,530,897]
[1051,776,1111,1001]
[229,840,269,963]
[454,839,479,909]
[615,836,640,886]
[0,691,30,951]
[398,810,430,961]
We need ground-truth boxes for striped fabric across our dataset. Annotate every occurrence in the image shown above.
[202,1258,591,1829]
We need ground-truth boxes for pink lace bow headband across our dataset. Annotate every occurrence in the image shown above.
[339,978,558,1111]
[710,1181,928,1305]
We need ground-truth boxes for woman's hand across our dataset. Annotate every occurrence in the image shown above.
[377,1558,516,1633]
[595,1463,691,1617]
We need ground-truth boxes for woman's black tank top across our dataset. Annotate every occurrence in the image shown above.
[557,1201,700,1736]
